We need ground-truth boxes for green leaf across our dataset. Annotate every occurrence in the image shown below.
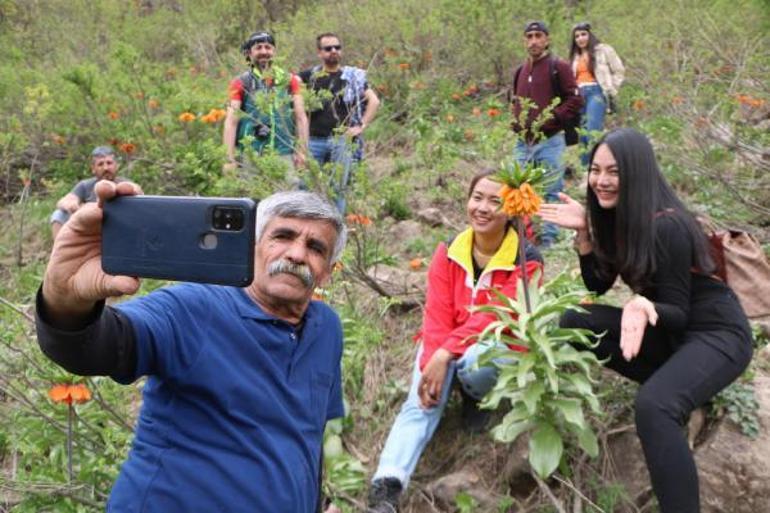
[492,419,533,444]
[551,397,586,429]
[522,381,545,415]
[529,423,563,478]
[577,426,599,457]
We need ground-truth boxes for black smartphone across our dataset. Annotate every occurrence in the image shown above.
[102,195,257,286]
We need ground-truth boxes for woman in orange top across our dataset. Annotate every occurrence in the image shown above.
[569,22,625,167]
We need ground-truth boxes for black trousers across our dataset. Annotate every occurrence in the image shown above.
[561,303,753,513]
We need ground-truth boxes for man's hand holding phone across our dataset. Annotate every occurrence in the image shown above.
[42,180,143,328]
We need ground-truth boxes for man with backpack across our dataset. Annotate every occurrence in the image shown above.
[223,31,309,172]
[298,33,380,213]
[511,20,583,248]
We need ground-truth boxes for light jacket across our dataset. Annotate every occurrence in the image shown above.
[572,43,625,98]
[417,226,542,370]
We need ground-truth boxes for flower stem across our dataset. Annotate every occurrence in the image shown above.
[67,404,73,483]
[517,218,532,313]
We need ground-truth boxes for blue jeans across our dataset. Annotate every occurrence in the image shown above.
[372,342,504,488]
[308,135,360,214]
[579,84,607,167]
[514,132,566,246]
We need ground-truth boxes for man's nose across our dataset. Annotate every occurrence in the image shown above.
[284,241,308,263]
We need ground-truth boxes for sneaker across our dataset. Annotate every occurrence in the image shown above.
[367,477,402,513]
[460,389,490,434]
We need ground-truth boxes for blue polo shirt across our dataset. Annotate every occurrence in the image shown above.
[107,283,344,513]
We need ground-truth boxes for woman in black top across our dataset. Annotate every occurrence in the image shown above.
[539,128,752,513]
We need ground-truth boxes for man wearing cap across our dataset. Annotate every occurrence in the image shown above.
[50,146,127,239]
[223,31,309,171]
[511,20,583,248]
[298,32,380,213]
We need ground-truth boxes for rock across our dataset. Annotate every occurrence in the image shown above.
[386,220,425,256]
[606,376,770,511]
[426,470,499,512]
[365,264,426,299]
[416,207,456,229]
[696,376,770,513]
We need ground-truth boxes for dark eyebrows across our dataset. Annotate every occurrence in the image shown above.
[269,227,299,241]
[269,226,330,256]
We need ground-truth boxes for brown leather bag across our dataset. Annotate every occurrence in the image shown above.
[706,226,770,318]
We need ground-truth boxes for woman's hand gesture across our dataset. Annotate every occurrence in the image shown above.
[619,295,658,361]
[537,192,587,231]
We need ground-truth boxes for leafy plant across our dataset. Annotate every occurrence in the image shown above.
[474,271,603,478]
[712,381,760,438]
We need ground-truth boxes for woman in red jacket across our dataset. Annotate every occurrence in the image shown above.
[368,169,543,512]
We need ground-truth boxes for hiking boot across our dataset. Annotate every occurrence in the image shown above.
[461,389,490,434]
[367,477,402,513]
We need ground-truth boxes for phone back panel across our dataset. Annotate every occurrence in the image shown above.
[102,196,256,286]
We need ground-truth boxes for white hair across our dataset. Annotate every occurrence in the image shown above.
[256,191,347,262]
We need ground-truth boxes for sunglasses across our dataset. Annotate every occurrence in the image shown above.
[573,22,591,31]
[321,45,342,52]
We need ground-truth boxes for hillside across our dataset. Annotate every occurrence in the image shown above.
[1,1,769,512]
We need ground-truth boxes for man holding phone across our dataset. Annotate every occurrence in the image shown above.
[35,182,347,512]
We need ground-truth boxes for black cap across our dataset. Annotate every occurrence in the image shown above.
[242,31,275,52]
[524,20,549,34]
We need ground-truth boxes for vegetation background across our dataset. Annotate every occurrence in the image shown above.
[1,0,768,511]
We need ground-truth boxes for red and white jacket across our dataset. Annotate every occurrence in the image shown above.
[417,227,543,370]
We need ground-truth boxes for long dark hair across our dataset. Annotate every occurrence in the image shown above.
[587,128,715,291]
[569,23,600,75]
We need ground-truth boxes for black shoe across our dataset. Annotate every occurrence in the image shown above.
[460,389,490,433]
[368,477,402,512]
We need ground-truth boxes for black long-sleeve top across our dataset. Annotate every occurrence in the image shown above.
[579,215,750,339]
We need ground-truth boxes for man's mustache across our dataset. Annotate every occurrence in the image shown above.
[267,259,314,288]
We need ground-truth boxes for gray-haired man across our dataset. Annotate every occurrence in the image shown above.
[50,146,127,239]
[36,184,347,512]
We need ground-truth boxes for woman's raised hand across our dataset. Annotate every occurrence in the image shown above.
[537,192,587,231]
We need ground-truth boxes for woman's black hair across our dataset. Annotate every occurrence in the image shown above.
[586,128,715,291]
[467,167,497,198]
[569,23,601,75]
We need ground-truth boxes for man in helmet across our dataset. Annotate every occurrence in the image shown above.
[223,31,309,171]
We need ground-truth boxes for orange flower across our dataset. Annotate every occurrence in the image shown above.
[735,94,765,108]
[487,108,501,117]
[445,114,455,123]
[671,96,684,105]
[451,93,462,101]
[500,182,542,217]
[463,129,475,142]
[375,84,389,95]
[109,137,121,147]
[49,384,91,405]
[51,134,66,145]
[108,111,120,120]
[411,81,427,90]
[346,213,373,226]
[178,112,196,122]
[333,261,344,272]
[397,62,411,71]
[632,99,645,111]
[409,258,424,270]
[472,107,482,117]
[118,142,136,154]
[463,85,479,97]
[148,99,159,109]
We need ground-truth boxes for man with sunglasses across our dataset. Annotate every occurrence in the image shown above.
[298,33,380,213]
[511,20,583,249]
[223,31,309,172]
